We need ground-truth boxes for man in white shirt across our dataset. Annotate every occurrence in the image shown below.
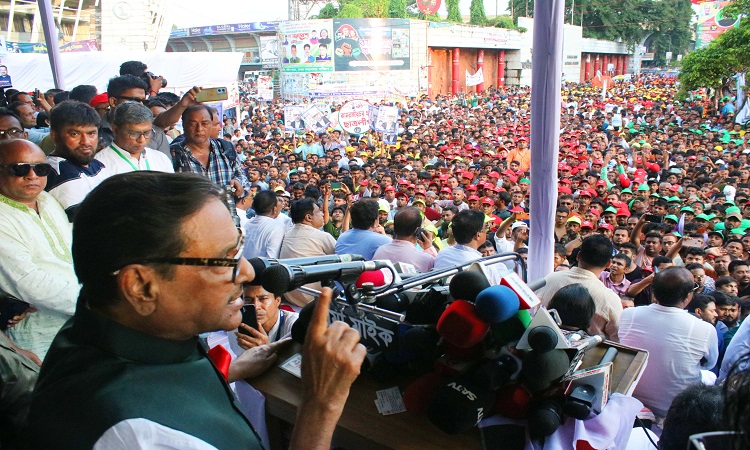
[0,139,78,359]
[618,267,719,419]
[433,209,488,270]
[94,102,173,175]
[374,207,436,273]
[242,190,285,260]
[279,198,337,306]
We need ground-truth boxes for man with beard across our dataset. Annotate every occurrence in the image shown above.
[45,101,109,222]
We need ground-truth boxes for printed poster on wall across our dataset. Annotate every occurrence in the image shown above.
[260,36,280,68]
[280,20,334,73]
[374,106,399,134]
[333,19,410,72]
[257,75,273,100]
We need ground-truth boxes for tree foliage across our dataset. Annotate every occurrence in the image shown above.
[388,0,407,17]
[508,0,692,56]
[315,3,339,18]
[445,0,462,22]
[469,0,488,25]
[337,3,366,17]
[678,17,750,98]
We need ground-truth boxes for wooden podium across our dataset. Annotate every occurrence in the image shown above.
[250,341,647,450]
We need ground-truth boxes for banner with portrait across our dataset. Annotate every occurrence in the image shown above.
[339,100,371,135]
[280,20,334,73]
[300,104,331,134]
[284,105,307,132]
[332,19,410,72]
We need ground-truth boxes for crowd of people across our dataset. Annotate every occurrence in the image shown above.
[0,60,749,448]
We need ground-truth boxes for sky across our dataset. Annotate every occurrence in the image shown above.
[168,0,511,28]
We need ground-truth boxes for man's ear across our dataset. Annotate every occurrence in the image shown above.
[115,265,161,317]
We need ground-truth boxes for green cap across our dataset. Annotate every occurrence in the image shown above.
[695,213,710,221]
[714,223,726,231]
[708,229,723,238]
[724,200,737,207]
[519,178,530,184]
[742,219,750,228]
[680,206,695,213]
[664,214,679,223]
[650,192,661,198]
[726,206,741,214]
[705,213,717,221]
[605,206,619,214]
[621,188,633,194]
[667,196,681,203]
[730,227,746,235]
[638,183,650,191]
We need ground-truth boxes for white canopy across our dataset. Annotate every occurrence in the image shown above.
[2,51,244,93]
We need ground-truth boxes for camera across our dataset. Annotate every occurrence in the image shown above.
[143,71,167,89]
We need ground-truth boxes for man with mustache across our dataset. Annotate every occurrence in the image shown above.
[45,100,109,222]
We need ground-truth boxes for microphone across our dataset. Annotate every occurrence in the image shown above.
[494,383,533,419]
[355,269,394,289]
[436,300,490,349]
[403,372,444,412]
[247,254,365,284]
[527,278,546,291]
[474,285,520,324]
[521,349,570,392]
[449,270,490,303]
[261,260,390,295]
[527,400,564,438]
[469,354,519,391]
[427,379,495,434]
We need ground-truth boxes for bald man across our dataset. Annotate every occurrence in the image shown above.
[0,140,78,359]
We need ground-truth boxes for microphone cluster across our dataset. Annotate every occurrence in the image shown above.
[260,255,615,440]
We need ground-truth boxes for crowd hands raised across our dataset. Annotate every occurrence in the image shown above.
[1,63,750,448]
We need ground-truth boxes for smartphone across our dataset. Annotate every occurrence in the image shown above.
[415,227,425,240]
[0,294,30,331]
[239,304,259,335]
[644,214,662,223]
[683,237,704,248]
[330,181,342,190]
[195,87,228,103]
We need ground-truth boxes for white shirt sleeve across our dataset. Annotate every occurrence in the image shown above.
[701,323,720,371]
[94,418,218,450]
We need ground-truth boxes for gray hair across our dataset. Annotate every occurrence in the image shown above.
[112,101,153,128]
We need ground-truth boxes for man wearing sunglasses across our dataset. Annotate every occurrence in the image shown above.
[0,139,78,360]
[27,172,365,449]
[46,100,110,222]
[94,102,173,175]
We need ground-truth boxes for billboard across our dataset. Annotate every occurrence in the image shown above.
[695,1,741,48]
[332,19,410,72]
[171,22,279,38]
[280,20,334,73]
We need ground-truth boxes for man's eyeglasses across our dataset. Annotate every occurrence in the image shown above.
[113,227,246,282]
[123,129,155,140]
[117,96,146,104]
[693,282,701,292]
[1,163,53,177]
[0,128,24,140]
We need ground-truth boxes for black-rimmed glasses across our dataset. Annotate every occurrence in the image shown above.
[113,227,246,282]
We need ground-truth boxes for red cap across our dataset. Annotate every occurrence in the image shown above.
[598,223,614,231]
[581,220,594,229]
[482,197,494,205]
[395,191,408,199]
[462,172,475,180]
[579,190,592,197]
[385,186,395,192]
[596,180,607,187]
[488,171,501,178]
[440,186,451,193]
[89,93,109,106]
[468,195,481,202]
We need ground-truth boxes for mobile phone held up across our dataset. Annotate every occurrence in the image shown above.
[330,181,342,190]
[195,87,228,103]
[644,214,662,223]
[239,304,259,335]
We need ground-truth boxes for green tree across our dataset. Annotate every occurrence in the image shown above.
[445,0,462,22]
[315,3,339,18]
[469,0,488,25]
[388,0,407,17]
[337,3,365,17]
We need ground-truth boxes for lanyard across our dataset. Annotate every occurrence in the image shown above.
[111,145,150,171]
